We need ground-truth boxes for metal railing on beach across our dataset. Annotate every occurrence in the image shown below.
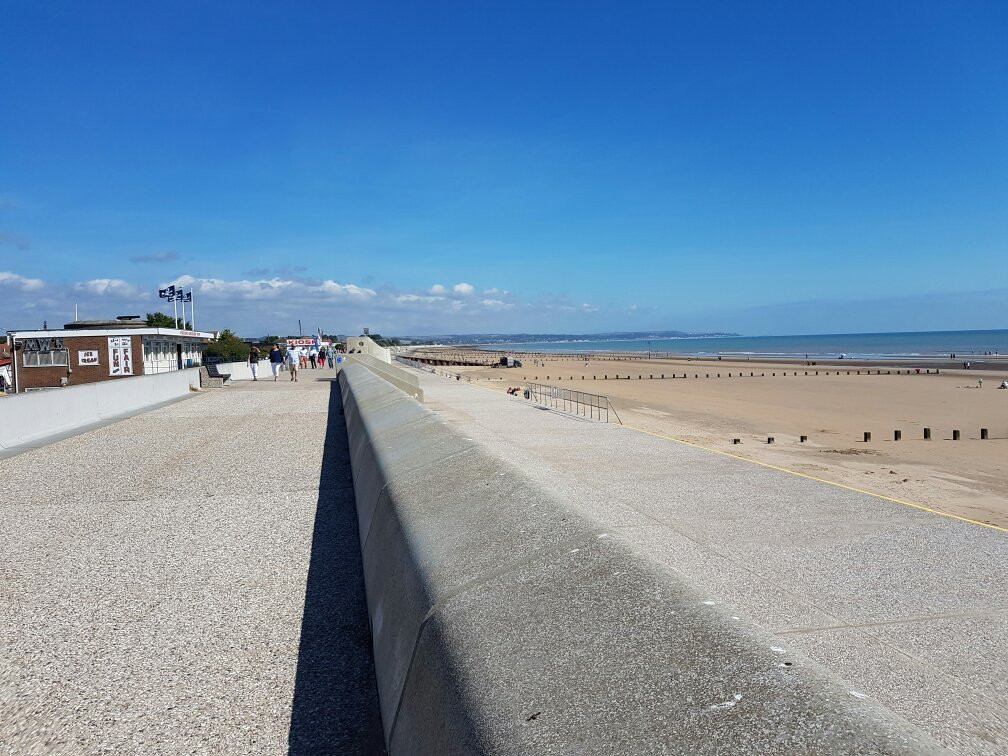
[525,382,621,424]
[395,355,438,374]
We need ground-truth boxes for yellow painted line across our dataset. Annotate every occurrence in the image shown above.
[622,423,1008,534]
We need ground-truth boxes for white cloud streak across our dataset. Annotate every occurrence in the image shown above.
[0,271,44,291]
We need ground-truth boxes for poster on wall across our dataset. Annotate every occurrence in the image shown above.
[108,337,134,376]
[78,350,99,366]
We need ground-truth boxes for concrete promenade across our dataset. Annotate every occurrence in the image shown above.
[414,370,1008,755]
[0,378,381,754]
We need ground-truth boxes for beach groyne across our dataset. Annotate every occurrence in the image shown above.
[337,362,937,754]
[0,368,199,452]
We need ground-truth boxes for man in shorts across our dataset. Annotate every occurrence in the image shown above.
[287,346,299,382]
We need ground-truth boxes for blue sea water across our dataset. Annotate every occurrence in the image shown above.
[493,330,1008,360]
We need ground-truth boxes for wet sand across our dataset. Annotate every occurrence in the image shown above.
[416,351,1008,529]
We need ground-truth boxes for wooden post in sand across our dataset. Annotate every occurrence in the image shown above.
[767,437,774,444]
[924,428,931,440]
[864,432,872,442]
[894,430,902,441]
[800,435,808,443]
[981,428,989,440]
[952,430,961,440]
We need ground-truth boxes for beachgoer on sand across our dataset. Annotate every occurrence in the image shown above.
[248,345,260,381]
[269,344,284,381]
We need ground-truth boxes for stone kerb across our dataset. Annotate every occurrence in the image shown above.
[337,363,935,755]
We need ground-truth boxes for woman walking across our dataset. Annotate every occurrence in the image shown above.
[268,344,284,381]
[248,345,260,381]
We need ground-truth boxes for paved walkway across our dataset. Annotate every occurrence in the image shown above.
[0,377,381,755]
[416,370,1008,755]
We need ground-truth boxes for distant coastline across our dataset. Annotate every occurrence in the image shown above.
[462,329,1008,360]
[417,330,738,346]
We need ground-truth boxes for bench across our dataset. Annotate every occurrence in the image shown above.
[199,364,231,388]
[207,363,231,382]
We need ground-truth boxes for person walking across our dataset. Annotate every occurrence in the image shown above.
[310,345,319,369]
[268,344,284,381]
[248,345,261,381]
[317,346,326,369]
[287,346,299,382]
[327,348,334,369]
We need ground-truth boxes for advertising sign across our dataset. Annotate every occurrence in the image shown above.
[23,337,65,353]
[108,337,134,376]
[78,350,99,366]
[286,338,332,347]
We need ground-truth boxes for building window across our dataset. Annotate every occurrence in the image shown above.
[24,349,69,367]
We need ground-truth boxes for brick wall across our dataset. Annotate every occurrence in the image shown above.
[14,334,145,392]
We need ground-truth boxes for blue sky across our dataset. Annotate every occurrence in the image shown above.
[1,1,1005,336]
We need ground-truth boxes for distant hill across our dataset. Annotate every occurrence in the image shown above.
[401,330,739,345]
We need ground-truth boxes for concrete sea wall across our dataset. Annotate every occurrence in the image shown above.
[0,368,199,451]
[337,362,936,755]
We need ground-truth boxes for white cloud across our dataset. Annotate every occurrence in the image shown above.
[314,280,377,299]
[172,275,298,299]
[170,275,377,302]
[480,298,513,310]
[74,278,140,297]
[453,282,475,295]
[395,293,444,304]
[582,303,598,313]
[429,284,447,295]
[0,271,44,291]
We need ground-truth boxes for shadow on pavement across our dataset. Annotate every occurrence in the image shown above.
[288,383,385,755]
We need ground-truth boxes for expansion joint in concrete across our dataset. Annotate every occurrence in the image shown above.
[385,527,613,745]
[358,445,480,557]
[776,606,1008,636]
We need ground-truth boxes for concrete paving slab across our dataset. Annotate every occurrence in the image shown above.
[625,524,844,633]
[782,625,1008,756]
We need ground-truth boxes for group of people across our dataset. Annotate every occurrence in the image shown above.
[247,344,338,382]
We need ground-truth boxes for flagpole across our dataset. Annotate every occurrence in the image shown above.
[173,292,178,329]
[190,290,196,331]
[182,290,189,329]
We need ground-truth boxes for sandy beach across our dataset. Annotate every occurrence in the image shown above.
[408,349,1008,529]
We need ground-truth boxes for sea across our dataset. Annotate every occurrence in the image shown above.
[490,329,1008,360]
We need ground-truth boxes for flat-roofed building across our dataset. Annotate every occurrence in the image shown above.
[5,316,214,393]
